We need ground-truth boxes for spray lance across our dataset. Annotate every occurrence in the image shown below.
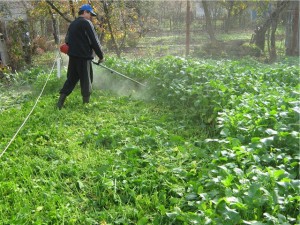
[85,1,146,87]
[92,61,146,87]
[59,47,146,86]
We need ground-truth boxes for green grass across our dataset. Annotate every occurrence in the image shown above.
[0,56,299,224]
[0,86,207,224]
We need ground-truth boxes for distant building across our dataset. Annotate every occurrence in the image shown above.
[0,0,30,65]
[0,1,29,21]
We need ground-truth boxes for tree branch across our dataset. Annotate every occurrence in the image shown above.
[45,0,72,23]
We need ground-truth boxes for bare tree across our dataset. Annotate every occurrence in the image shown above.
[224,0,234,33]
[252,1,289,52]
[102,0,122,57]
[286,1,299,56]
[202,0,217,42]
[269,3,279,62]
[186,0,191,56]
[45,0,72,23]
[69,0,76,19]
[48,7,59,45]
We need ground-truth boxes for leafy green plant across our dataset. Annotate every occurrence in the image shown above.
[0,56,299,224]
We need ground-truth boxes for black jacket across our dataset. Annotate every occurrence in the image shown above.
[66,17,103,60]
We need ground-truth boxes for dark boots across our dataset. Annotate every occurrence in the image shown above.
[57,94,89,109]
[57,94,67,110]
[83,96,90,104]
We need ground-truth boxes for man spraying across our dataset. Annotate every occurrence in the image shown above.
[57,4,104,109]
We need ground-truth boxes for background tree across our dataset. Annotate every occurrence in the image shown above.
[69,0,76,19]
[186,0,191,56]
[1,0,297,67]
[251,1,289,53]
[220,0,248,33]
[48,7,59,45]
[125,0,154,37]
[285,0,299,56]
[45,0,72,23]
[202,0,217,42]
[100,0,146,57]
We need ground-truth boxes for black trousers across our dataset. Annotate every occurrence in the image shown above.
[60,57,93,97]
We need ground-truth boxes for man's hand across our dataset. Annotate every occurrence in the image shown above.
[98,58,104,64]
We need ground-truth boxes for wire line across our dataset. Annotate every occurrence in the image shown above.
[0,53,59,159]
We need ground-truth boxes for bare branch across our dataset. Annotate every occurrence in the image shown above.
[45,0,72,23]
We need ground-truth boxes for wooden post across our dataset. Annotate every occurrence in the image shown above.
[186,0,191,57]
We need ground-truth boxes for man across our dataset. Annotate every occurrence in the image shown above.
[57,4,104,109]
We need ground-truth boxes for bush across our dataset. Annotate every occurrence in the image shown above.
[33,36,48,53]
[127,33,140,48]
[240,43,262,57]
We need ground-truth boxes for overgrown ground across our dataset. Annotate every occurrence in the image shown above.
[118,29,286,60]
[0,56,299,224]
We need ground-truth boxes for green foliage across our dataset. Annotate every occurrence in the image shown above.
[102,56,300,224]
[0,66,63,91]
[106,56,299,123]
[0,57,299,224]
[127,33,140,48]
[0,67,42,87]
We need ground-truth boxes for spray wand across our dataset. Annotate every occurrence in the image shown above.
[92,61,146,87]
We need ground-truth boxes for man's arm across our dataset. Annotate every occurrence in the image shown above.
[85,20,104,60]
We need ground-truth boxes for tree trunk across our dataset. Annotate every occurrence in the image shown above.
[269,12,278,62]
[291,2,299,56]
[253,1,289,52]
[45,0,72,23]
[286,1,299,56]
[186,0,191,56]
[202,0,217,42]
[224,1,234,33]
[119,2,127,51]
[49,7,59,45]
[102,1,121,57]
[69,0,76,19]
